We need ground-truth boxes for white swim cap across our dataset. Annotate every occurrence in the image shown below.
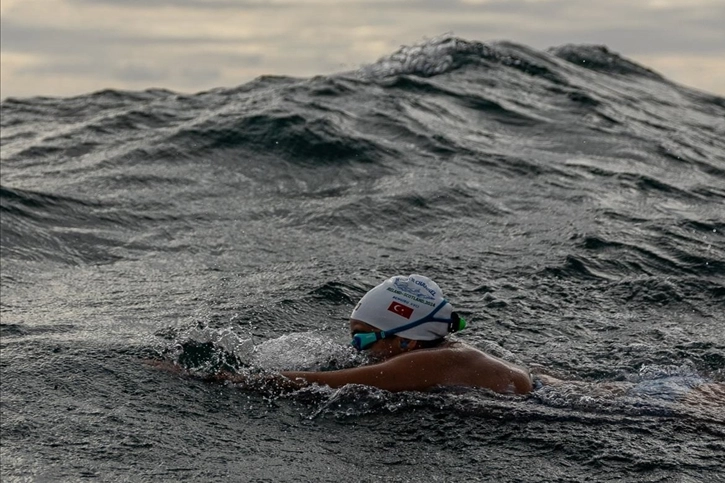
[350,274,455,341]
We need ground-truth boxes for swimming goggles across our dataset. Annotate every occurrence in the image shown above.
[350,299,467,351]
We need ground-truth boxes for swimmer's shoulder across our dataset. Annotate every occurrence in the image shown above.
[427,339,473,352]
[413,341,533,394]
[419,340,513,362]
[435,340,514,361]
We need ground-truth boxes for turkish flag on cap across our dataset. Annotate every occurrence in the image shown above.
[387,301,413,319]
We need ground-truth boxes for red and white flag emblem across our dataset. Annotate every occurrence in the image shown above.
[387,301,413,319]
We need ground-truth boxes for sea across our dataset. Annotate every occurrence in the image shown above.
[1,35,724,482]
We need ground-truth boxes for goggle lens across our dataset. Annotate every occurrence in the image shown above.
[350,308,466,351]
[351,332,380,351]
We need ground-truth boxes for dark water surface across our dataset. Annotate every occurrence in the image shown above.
[2,36,725,482]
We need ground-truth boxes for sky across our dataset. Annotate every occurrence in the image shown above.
[1,0,724,99]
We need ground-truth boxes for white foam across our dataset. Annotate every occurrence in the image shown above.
[359,34,483,79]
[252,332,367,371]
[183,326,255,363]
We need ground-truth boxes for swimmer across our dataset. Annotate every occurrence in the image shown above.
[168,274,533,395]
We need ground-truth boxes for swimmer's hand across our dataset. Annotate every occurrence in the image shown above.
[143,359,186,375]
[203,370,303,392]
[143,359,300,392]
[202,370,246,384]
[143,359,248,383]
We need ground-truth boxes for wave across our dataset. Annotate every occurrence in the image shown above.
[0,186,123,265]
[1,35,723,286]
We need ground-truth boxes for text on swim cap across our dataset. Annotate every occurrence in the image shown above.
[386,287,436,307]
[392,278,436,301]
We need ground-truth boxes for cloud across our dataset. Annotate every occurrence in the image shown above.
[637,53,725,95]
[68,0,293,9]
[1,19,254,55]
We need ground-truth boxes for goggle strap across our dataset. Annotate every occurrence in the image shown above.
[381,299,450,338]
[351,300,466,350]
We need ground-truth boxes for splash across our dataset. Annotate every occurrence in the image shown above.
[166,326,255,373]
[532,362,716,419]
[624,362,707,402]
[253,332,368,371]
[359,34,493,79]
[164,326,366,375]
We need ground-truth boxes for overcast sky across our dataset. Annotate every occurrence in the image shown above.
[1,0,724,99]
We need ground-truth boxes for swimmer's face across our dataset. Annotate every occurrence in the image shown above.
[349,319,410,360]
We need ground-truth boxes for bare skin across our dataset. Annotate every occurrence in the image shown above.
[150,320,534,395]
[274,320,533,394]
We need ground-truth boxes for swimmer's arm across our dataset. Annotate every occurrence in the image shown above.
[144,360,301,392]
[146,352,533,394]
[282,350,534,394]
[279,350,467,392]
[206,370,302,391]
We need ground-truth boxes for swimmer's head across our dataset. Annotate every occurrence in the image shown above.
[350,274,465,343]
